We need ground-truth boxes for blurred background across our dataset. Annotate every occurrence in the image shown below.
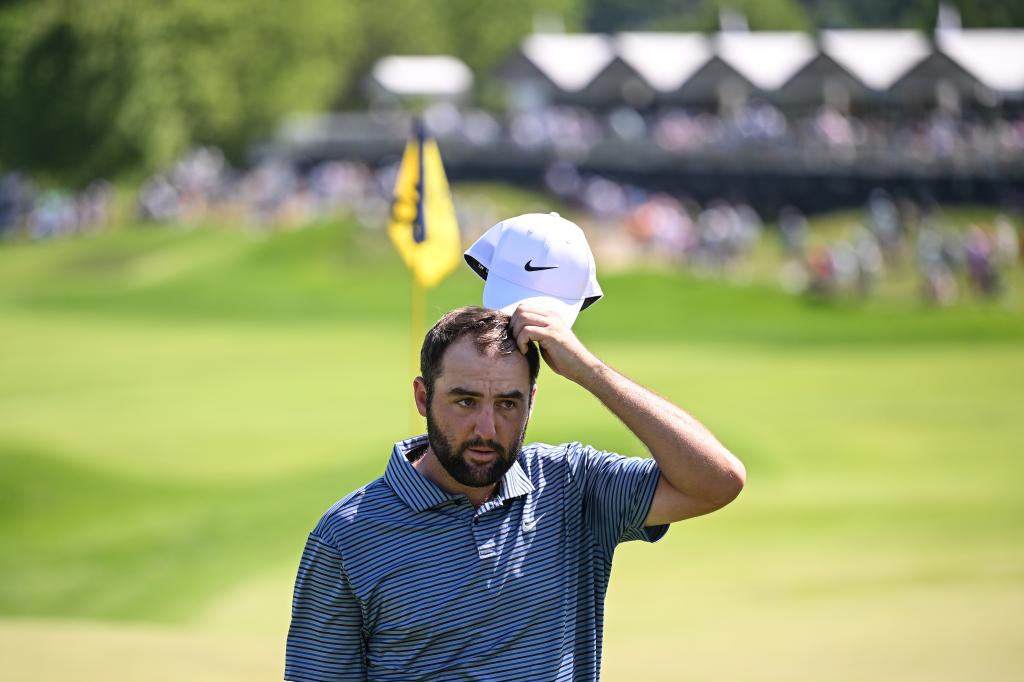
[1,1,1022,680]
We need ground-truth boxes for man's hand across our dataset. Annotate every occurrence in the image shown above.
[509,300,745,526]
[508,303,599,384]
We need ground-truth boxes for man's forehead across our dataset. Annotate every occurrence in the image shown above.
[436,336,530,390]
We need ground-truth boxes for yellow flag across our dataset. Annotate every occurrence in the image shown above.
[387,124,461,288]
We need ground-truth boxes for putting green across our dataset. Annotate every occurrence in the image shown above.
[1,216,1022,680]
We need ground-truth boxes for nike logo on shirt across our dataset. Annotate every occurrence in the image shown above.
[522,514,543,532]
[524,260,558,272]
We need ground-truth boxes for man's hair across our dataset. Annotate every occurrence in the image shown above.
[420,306,540,401]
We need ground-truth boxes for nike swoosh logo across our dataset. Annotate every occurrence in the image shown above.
[522,514,543,532]
[524,260,558,272]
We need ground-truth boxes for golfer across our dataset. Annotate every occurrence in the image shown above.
[284,301,745,682]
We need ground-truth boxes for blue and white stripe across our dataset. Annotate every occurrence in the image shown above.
[285,434,666,682]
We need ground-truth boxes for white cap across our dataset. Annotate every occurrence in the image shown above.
[464,212,602,326]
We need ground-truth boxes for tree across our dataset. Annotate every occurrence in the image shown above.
[585,0,813,32]
[0,0,365,183]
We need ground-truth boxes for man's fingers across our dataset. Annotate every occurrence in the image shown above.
[517,324,553,355]
[511,309,549,348]
[516,324,541,355]
[510,304,570,357]
[516,310,559,331]
[510,311,528,351]
[512,304,558,326]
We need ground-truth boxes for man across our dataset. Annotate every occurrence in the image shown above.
[285,304,745,682]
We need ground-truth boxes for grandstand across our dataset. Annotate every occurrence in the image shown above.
[267,26,1024,213]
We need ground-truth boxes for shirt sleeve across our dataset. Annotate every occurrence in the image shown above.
[285,534,367,682]
[565,443,669,559]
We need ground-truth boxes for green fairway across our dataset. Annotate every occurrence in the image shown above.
[1,217,1022,681]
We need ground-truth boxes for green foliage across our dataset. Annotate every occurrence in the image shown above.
[588,0,813,32]
[590,0,1024,31]
[802,0,1024,29]
[0,0,583,182]
[153,1,365,157]
[0,0,364,183]
[958,0,1024,27]
[3,0,1024,182]
[1,9,141,182]
[799,0,939,29]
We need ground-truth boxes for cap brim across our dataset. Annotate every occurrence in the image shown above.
[482,272,584,327]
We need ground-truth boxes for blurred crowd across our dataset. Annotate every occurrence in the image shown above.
[0,173,113,240]
[542,160,765,271]
[772,192,1022,304]
[2,142,1019,306]
[541,166,1021,305]
[418,101,1024,165]
[136,147,392,229]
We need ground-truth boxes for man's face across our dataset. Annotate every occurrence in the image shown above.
[422,336,534,489]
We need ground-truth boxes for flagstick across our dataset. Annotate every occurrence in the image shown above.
[410,277,425,435]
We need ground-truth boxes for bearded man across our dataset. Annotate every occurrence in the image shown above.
[285,304,745,682]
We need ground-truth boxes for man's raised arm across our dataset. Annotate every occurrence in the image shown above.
[509,304,746,526]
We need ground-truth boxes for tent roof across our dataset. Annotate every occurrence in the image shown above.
[521,33,615,92]
[936,29,1024,93]
[371,56,473,97]
[714,31,816,91]
[613,32,714,92]
[821,30,931,91]
[508,29,1024,101]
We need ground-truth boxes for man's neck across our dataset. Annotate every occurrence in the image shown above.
[412,447,497,508]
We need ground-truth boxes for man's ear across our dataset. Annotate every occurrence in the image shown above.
[527,384,538,419]
[413,376,428,418]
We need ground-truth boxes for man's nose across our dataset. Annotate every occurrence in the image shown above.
[473,405,498,441]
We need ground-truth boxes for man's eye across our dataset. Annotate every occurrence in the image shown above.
[498,400,517,410]
[456,398,475,407]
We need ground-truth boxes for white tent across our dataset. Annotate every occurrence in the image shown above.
[494,33,616,109]
[498,29,1024,112]
[821,30,931,91]
[577,32,716,108]
[519,33,615,92]
[614,32,714,93]
[714,31,817,92]
[369,56,473,98]
[936,29,1024,95]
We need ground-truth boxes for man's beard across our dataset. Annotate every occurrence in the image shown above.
[425,406,527,488]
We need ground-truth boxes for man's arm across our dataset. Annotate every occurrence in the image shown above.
[510,304,745,526]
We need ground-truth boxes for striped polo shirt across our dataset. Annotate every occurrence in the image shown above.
[285,434,667,682]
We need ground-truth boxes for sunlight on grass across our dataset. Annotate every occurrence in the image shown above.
[1,214,1021,681]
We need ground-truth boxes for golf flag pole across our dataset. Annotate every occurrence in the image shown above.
[387,118,461,433]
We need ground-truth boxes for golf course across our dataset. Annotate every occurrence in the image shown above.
[1,206,1022,681]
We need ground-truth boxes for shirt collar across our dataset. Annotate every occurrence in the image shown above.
[385,435,535,512]
[497,454,534,501]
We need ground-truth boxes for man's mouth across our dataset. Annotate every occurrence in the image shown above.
[464,443,502,462]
